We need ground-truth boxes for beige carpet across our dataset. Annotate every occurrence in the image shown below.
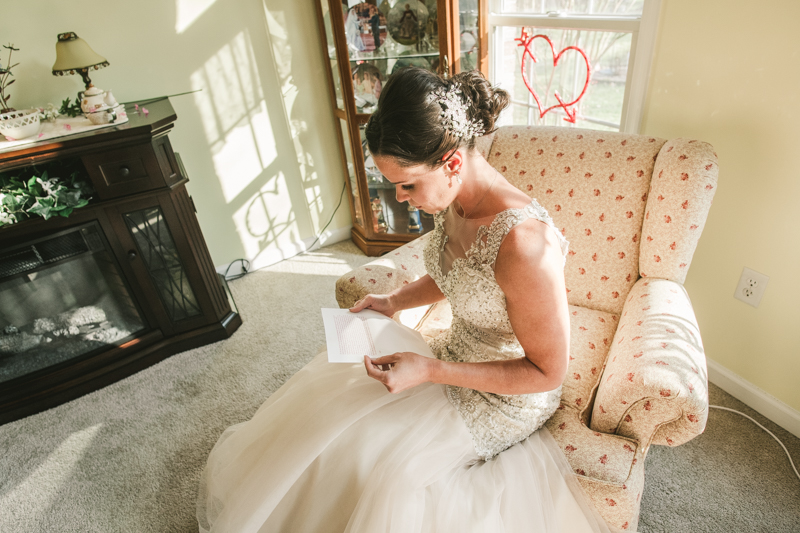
[0,240,798,532]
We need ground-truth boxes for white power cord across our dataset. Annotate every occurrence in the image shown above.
[709,405,800,483]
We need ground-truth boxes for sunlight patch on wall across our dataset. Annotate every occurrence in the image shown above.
[175,0,218,33]
[262,3,350,243]
[233,171,299,260]
[282,83,323,217]
[5,424,102,513]
[190,30,277,203]
[263,7,324,229]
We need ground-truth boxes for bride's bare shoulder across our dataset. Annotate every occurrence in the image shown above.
[494,215,564,276]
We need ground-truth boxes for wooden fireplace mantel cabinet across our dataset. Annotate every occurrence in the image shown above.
[0,98,241,424]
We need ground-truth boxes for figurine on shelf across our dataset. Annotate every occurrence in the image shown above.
[398,5,418,41]
[353,63,382,111]
[346,3,387,53]
[351,178,364,227]
[425,0,439,48]
[388,1,428,47]
[407,204,421,233]
[371,196,388,233]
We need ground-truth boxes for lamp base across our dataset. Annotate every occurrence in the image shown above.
[78,69,94,91]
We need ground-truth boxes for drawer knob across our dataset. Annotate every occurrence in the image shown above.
[127,250,137,260]
[119,165,130,177]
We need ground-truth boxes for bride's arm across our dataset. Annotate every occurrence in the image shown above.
[365,220,569,395]
[349,273,446,318]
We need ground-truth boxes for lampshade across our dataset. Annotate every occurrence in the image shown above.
[52,32,108,76]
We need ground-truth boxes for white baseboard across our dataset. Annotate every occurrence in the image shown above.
[215,225,352,277]
[707,357,800,439]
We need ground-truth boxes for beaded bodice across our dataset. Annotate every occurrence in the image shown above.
[424,199,570,460]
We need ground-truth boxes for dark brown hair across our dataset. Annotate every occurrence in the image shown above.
[365,67,510,168]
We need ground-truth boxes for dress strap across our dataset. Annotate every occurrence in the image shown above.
[482,200,569,268]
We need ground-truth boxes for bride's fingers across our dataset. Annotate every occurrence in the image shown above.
[350,295,376,312]
[370,354,400,366]
[364,356,389,382]
[349,298,366,312]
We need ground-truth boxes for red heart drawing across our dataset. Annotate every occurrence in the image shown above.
[515,30,591,123]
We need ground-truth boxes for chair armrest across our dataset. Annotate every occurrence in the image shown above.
[546,406,641,484]
[335,234,430,309]
[589,278,709,449]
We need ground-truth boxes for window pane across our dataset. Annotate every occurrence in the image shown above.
[500,0,643,15]
[496,26,631,131]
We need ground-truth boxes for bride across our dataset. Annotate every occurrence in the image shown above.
[197,67,611,533]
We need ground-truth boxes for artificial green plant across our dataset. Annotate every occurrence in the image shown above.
[0,166,93,227]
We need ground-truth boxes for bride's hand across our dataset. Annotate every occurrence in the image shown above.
[349,293,396,318]
[364,352,434,393]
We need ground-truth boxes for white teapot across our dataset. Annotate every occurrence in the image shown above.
[80,86,127,125]
[80,86,114,114]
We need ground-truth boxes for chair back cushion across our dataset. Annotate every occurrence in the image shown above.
[485,126,666,315]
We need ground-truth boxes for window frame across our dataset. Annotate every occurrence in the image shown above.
[487,0,661,133]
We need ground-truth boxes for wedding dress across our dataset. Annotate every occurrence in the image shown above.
[197,199,611,533]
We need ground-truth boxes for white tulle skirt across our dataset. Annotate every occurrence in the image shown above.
[197,351,611,533]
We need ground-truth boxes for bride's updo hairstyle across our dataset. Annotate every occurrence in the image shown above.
[365,67,510,168]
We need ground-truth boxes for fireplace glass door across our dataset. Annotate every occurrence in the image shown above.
[0,223,148,384]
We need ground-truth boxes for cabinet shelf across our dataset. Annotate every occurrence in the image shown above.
[328,49,441,63]
[315,0,487,256]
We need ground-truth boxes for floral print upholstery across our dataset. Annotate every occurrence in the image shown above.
[640,139,718,283]
[335,235,429,310]
[486,126,666,316]
[335,125,714,532]
[576,449,647,532]
[545,406,638,484]
[545,405,646,530]
[560,306,619,425]
[589,278,709,448]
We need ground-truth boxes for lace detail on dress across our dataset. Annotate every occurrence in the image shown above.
[424,199,569,460]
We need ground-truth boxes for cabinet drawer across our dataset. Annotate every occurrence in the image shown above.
[82,143,165,200]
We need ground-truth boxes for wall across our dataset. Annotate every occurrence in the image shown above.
[641,0,800,411]
[3,0,351,271]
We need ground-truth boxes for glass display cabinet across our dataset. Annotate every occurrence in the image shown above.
[315,0,487,256]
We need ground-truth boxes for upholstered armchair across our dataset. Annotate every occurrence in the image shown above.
[335,126,718,531]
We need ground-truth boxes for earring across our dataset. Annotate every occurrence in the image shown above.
[455,172,462,184]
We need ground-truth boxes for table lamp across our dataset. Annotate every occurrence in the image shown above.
[51,32,109,90]
[51,32,127,125]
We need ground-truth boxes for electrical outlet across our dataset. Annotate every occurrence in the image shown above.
[734,267,769,308]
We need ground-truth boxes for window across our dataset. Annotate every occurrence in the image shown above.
[488,0,660,132]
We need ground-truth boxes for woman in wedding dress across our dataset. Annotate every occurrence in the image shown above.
[197,67,612,533]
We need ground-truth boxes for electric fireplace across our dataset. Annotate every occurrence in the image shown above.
[0,223,147,384]
[0,98,241,424]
